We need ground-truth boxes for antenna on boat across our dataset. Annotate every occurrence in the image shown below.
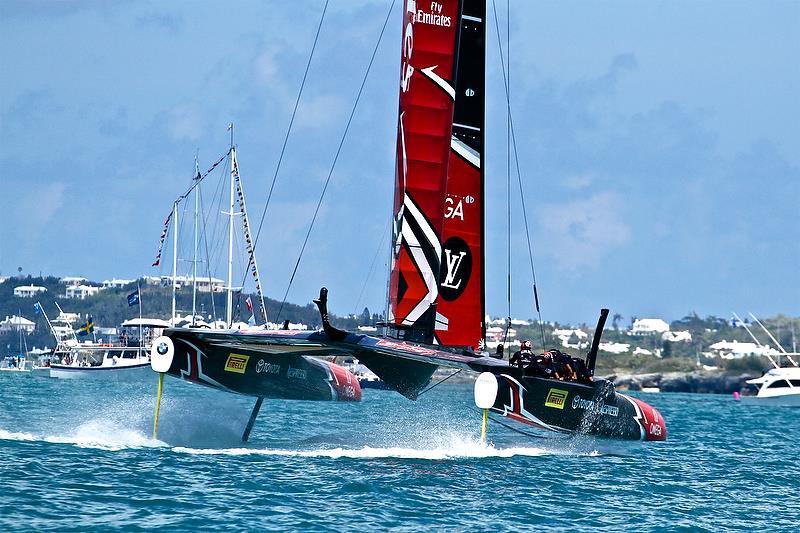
[732,312,780,369]
[748,312,799,367]
[586,308,609,377]
[225,123,236,328]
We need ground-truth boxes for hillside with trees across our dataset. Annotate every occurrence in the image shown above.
[0,276,379,357]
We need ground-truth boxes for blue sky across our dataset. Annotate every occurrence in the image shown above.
[1,0,798,324]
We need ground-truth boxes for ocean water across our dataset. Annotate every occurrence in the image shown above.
[0,372,797,532]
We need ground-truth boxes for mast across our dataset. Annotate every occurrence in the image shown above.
[192,156,200,326]
[226,123,235,327]
[171,200,179,325]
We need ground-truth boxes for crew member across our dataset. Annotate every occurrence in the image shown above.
[509,340,534,369]
[551,350,576,381]
[527,351,560,380]
[572,357,593,384]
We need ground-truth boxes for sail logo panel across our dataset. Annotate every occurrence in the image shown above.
[436,0,486,348]
[389,0,462,342]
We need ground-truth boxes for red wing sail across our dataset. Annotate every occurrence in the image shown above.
[436,0,486,348]
[389,0,462,344]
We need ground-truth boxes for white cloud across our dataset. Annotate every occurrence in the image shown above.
[294,93,346,131]
[538,191,631,271]
[165,103,204,141]
[25,182,66,230]
[562,174,594,190]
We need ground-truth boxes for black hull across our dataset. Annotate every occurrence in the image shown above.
[490,370,666,441]
[153,327,666,440]
[162,329,361,402]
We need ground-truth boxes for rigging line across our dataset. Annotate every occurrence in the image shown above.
[353,220,391,318]
[197,184,217,323]
[275,0,397,323]
[207,156,231,283]
[492,0,546,350]
[417,369,463,397]
[243,0,330,293]
[501,0,511,351]
[175,151,231,205]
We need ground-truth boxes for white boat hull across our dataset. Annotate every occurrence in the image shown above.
[740,393,800,407]
[48,363,152,380]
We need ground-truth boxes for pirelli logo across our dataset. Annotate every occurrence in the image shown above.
[224,353,250,374]
[544,388,568,410]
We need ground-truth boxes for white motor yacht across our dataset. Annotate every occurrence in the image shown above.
[742,366,800,407]
[46,318,170,380]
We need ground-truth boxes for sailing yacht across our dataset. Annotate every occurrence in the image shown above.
[149,0,667,441]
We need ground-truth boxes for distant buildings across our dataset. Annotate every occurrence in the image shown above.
[65,285,102,299]
[101,278,135,289]
[144,275,224,293]
[0,315,36,334]
[486,326,516,345]
[707,340,780,359]
[599,341,631,354]
[630,318,670,335]
[552,328,589,349]
[13,285,47,298]
[60,277,88,286]
[663,330,692,343]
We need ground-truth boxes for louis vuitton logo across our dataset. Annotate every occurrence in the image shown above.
[441,248,466,289]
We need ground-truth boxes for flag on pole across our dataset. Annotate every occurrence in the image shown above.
[246,296,255,326]
[77,316,94,337]
[127,290,140,307]
[34,302,43,314]
[152,210,173,267]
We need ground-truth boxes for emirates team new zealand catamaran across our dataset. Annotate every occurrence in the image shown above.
[151,0,667,442]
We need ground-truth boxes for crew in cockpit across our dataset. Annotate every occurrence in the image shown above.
[551,350,576,381]
[527,351,559,379]
[509,340,533,369]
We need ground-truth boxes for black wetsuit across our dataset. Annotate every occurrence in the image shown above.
[509,349,533,369]
[527,355,557,379]
[552,350,575,380]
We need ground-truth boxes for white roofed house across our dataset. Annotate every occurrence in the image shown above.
[60,277,88,286]
[65,285,102,299]
[101,278,135,289]
[662,330,692,343]
[708,340,780,360]
[553,328,589,349]
[0,315,36,334]
[630,318,670,336]
[13,285,47,298]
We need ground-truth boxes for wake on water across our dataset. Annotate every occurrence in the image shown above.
[0,421,617,460]
[0,379,634,461]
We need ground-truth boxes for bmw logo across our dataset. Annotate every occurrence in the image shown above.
[157,342,169,355]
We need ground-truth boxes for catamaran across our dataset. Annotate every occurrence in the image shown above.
[150,0,666,442]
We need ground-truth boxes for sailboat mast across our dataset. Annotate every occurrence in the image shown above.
[171,200,179,325]
[192,157,200,326]
[226,123,235,327]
